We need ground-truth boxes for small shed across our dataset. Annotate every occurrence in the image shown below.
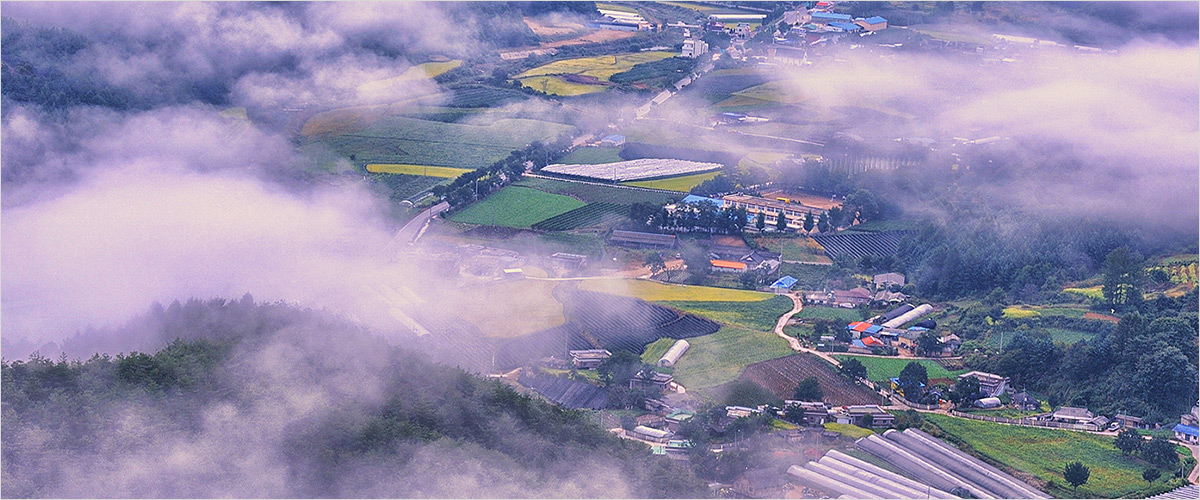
[975,397,1003,409]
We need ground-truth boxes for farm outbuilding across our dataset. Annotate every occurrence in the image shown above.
[657,339,690,367]
[882,303,933,328]
[974,397,1002,408]
[710,259,747,272]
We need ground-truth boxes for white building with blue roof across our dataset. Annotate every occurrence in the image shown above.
[1173,422,1198,444]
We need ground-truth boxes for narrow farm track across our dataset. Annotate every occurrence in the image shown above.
[772,294,843,366]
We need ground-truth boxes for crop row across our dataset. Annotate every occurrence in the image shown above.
[738,354,880,405]
[531,203,627,231]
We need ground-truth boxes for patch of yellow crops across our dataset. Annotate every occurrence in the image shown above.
[365,164,472,177]
[579,278,773,302]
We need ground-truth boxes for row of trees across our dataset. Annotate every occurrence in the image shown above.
[629,201,748,234]
[433,135,573,209]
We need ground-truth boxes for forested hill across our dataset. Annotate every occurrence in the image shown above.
[1,300,707,498]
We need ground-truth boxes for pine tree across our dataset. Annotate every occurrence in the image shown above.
[803,211,815,232]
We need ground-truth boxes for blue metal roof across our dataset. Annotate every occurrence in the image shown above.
[682,194,723,207]
[907,326,929,331]
[1175,423,1199,437]
[602,134,625,141]
[863,16,887,24]
[830,22,861,31]
[812,12,852,20]
[864,324,883,334]
[770,275,799,289]
[852,339,866,348]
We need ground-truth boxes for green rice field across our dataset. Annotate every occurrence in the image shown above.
[448,186,583,227]
[831,355,964,383]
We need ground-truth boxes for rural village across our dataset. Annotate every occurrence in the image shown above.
[1,1,1197,499]
[301,2,1200,499]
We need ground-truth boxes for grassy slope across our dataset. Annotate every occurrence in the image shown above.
[795,306,864,322]
[662,296,794,332]
[449,186,584,227]
[670,324,794,389]
[832,355,964,383]
[925,413,1171,498]
[654,296,795,390]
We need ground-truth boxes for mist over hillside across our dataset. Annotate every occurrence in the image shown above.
[2,2,1197,498]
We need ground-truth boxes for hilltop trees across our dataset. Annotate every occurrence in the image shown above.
[1103,246,1146,310]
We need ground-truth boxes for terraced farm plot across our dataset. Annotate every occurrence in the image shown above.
[622,171,720,192]
[1002,304,1090,320]
[661,296,794,332]
[513,177,678,206]
[753,236,831,264]
[731,81,807,104]
[531,203,627,231]
[313,116,576,168]
[735,353,881,405]
[373,173,447,201]
[517,52,677,95]
[925,413,1170,498]
[579,278,774,302]
[519,75,607,96]
[366,164,472,177]
[831,355,964,384]
[557,146,623,165]
[811,230,912,261]
[449,186,584,227]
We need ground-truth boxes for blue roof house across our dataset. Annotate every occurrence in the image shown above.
[829,21,861,33]
[811,12,852,23]
[1174,423,1199,444]
[601,134,626,146]
[770,275,798,293]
